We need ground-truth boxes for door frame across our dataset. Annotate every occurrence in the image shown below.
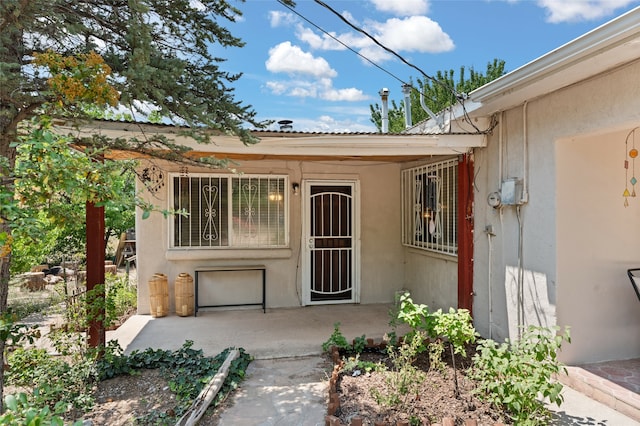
[301,179,360,305]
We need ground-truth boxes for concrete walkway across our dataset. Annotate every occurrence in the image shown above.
[107,305,640,425]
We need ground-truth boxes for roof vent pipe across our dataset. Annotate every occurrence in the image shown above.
[379,88,389,133]
[402,84,412,129]
[278,119,293,131]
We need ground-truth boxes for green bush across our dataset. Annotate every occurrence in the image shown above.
[393,293,476,355]
[370,331,427,419]
[321,322,351,353]
[63,274,137,332]
[469,325,571,425]
[0,392,83,426]
[6,347,99,416]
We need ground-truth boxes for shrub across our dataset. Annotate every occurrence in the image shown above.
[321,322,351,353]
[371,331,427,419]
[393,292,476,355]
[469,325,571,425]
[0,392,83,426]
[6,346,99,416]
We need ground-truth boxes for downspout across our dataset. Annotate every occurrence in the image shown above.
[521,102,529,203]
[379,88,389,133]
[516,101,529,339]
[499,111,504,186]
[402,83,412,129]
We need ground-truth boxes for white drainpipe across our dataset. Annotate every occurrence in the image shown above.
[379,88,389,133]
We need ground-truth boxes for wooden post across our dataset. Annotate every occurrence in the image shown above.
[457,153,474,315]
[86,201,105,349]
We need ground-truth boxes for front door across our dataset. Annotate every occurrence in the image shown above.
[303,180,359,305]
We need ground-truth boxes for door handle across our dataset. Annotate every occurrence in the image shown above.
[309,238,315,249]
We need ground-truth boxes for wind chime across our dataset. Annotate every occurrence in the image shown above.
[624,127,639,207]
[140,165,165,194]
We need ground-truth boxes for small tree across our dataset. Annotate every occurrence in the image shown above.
[1,0,269,409]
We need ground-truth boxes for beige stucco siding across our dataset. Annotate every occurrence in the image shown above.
[473,58,640,364]
[135,159,405,314]
[403,250,457,310]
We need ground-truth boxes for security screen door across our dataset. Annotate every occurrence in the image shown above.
[303,181,358,304]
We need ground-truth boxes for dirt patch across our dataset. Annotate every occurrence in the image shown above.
[330,346,511,425]
[80,369,226,425]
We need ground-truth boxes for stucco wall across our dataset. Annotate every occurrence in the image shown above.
[403,249,457,310]
[135,159,405,314]
[473,59,640,364]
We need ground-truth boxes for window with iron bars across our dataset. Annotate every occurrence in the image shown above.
[401,159,458,255]
[171,174,288,248]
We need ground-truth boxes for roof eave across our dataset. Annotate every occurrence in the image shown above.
[58,121,486,162]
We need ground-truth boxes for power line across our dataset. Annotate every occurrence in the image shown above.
[276,0,405,87]
[276,0,483,133]
[312,0,461,100]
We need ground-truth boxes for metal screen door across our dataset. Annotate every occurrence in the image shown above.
[303,181,358,304]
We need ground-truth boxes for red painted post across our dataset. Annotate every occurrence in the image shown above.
[457,154,474,316]
[86,201,105,349]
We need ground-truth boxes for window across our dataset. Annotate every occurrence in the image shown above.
[401,159,458,255]
[171,174,288,248]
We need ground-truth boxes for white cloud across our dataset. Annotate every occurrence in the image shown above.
[272,114,376,133]
[322,87,369,102]
[369,16,454,53]
[537,0,636,22]
[296,25,346,50]
[291,15,453,64]
[341,10,359,26]
[264,77,370,102]
[269,10,298,27]
[265,41,337,78]
[370,0,430,16]
[265,81,288,95]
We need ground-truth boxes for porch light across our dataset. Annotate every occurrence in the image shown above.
[268,192,283,202]
[292,182,300,195]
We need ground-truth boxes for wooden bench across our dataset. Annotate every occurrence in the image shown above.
[194,265,266,316]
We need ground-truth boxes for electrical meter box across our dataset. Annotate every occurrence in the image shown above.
[500,178,523,205]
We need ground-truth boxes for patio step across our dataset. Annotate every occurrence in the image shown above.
[559,365,640,422]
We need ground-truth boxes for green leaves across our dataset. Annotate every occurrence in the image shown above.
[393,292,476,356]
[0,392,70,426]
[469,325,571,424]
[321,322,351,353]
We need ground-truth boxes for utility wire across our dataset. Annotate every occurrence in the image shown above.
[277,0,405,87]
[277,0,484,133]
[313,0,461,100]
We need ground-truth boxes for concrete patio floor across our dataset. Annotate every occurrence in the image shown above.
[109,303,408,359]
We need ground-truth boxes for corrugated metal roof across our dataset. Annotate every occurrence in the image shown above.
[86,118,484,137]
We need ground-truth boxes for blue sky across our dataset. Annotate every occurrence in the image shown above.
[219,0,640,132]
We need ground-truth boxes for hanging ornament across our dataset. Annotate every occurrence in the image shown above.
[141,166,165,194]
[624,127,639,206]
